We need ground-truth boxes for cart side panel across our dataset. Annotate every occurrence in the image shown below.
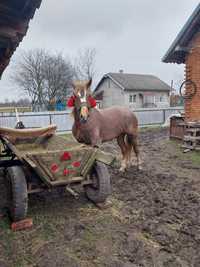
[28,147,94,183]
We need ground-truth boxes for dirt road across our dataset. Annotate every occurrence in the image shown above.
[0,127,200,267]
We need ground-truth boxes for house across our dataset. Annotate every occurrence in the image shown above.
[93,72,171,109]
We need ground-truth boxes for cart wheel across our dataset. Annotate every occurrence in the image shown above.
[6,166,28,222]
[84,161,111,203]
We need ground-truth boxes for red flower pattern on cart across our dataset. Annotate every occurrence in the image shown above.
[51,163,59,173]
[63,168,77,176]
[72,161,81,168]
[63,168,70,176]
[60,151,71,161]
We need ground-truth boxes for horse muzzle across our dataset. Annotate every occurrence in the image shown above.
[80,106,89,123]
[80,117,88,124]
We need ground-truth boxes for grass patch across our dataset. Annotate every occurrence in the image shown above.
[140,231,161,248]
[169,140,200,165]
[60,132,74,142]
[187,151,200,165]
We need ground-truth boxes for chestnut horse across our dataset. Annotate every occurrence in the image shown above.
[69,79,140,171]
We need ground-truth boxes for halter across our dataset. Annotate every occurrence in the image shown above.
[67,95,97,108]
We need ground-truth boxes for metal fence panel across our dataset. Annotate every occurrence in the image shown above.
[0,107,184,132]
[135,109,163,125]
[51,112,73,132]
[0,115,16,128]
[19,114,50,128]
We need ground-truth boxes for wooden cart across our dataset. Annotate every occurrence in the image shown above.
[0,125,114,222]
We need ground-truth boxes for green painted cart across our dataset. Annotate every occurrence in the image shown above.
[0,125,114,222]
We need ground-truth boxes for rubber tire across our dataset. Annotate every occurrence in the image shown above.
[6,166,28,222]
[84,161,111,203]
[179,80,197,99]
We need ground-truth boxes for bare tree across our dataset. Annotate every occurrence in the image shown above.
[12,49,46,110]
[12,49,75,111]
[173,74,184,94]
[16,98,31,107]
[74,47,97,81]
[43,53,74,110]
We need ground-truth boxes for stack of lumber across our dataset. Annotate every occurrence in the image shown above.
[183,122,200,151]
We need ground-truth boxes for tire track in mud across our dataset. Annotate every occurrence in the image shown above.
[106,128,200,267]
[0,128,200,267]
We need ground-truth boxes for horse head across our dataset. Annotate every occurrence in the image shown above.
[68,79,96,123]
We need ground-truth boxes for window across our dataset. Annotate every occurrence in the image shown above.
[159,95,165,102]
[129,94,137,103]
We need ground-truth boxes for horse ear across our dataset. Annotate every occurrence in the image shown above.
[71,81,76,90]
[86,78,92,89]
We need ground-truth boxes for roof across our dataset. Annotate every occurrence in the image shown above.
[162,4,200,64]
[94,72,171,93]
[0,0,42,78]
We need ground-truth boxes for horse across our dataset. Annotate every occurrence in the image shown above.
[68,79,140,172]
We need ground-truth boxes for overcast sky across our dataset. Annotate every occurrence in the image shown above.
[0,0,198,101]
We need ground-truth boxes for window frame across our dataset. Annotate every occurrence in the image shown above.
[129,94,137,103]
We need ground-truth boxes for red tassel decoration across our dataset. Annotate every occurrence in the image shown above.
[88,95,96,108]
[67,95,76,107]
[67,94,96,108]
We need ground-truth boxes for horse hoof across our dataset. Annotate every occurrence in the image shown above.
[137,165,142,171]
[119,167,126,173]
[119,167,124,172]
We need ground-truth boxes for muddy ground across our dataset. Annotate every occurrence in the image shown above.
[0,127,200,267]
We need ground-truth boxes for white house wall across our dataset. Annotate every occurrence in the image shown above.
[97,78,125,108]
[124,91,141,108]
[124,91,170,108]
[95,77,170,108]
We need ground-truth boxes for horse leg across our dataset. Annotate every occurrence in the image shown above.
[124,135,133,167]
[132,137,142,170]
[126,134,141,170]
[117,134,129,172]
[90,129,102,147]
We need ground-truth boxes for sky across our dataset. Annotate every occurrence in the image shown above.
[0,0,199,101]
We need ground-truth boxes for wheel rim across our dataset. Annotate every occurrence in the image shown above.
[90,169,99,190]
[179,80,197,99]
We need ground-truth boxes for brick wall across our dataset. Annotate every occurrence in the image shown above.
[185,32,200,122]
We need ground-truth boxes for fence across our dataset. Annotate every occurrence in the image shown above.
[0,107,184,133]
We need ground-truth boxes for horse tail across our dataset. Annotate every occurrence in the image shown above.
[125,134,139,158]
[125,134,133,146]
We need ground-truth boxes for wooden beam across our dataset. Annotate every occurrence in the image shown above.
[175,45,190,53]
[0,0,42,77]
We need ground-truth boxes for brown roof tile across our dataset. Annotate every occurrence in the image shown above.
[0,0,42,77]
